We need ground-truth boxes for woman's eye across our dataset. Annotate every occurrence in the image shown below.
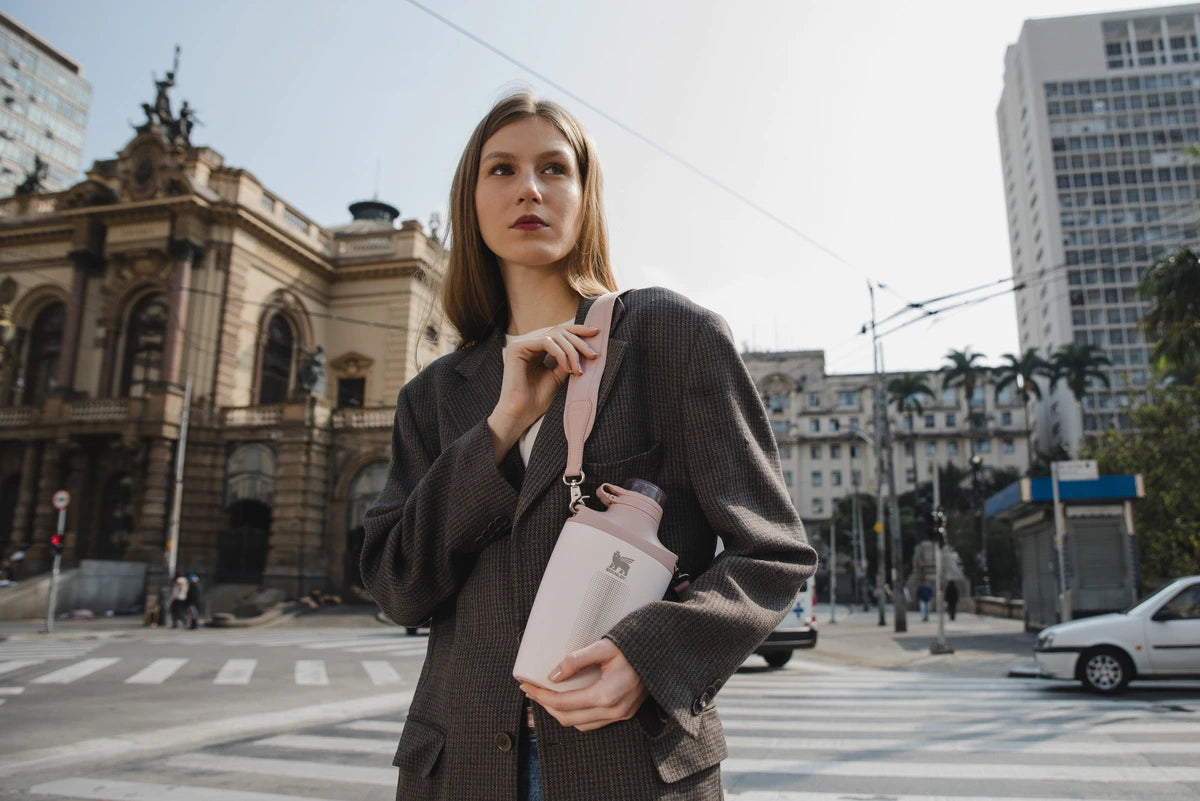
[544,163,567,175]
[487,163,513,176]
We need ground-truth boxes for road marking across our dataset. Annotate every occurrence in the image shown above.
[293,660,328,686]
[0,691,413,778]
[724,733,1200,755]
[340,719,405,734]
[719,716,1200,736]
[0,660,43,677]
[0,687,25,695]
[28,777,346,801]
[213,659,256,685]
[726,793,1115,801]
[125,658,188,685]
[31,658,120,684]
[254,733,394,755]
[361,660,402,685]
[722,757,1200,783]
[167,753,395,786]
[345,641,428,653]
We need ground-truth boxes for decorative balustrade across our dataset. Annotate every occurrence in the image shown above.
[68,398,136,421]
[0,406,37,427]
[332,407,394,430]
[223,405,284,427]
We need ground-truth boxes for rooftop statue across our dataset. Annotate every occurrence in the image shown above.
[14,155,49,195]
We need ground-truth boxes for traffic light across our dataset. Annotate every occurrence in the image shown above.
[49,533,63,555]
[931,507,947,547]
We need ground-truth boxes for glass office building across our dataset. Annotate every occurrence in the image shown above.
[0,12,90,197]
[998,5,1200,452]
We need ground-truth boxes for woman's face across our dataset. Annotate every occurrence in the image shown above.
[475,116,584,276]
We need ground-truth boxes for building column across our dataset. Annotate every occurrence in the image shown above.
[10,441,42,548]
[54,250,102,396]
[263,397,330,596]
[161,240,199,388]
[122,437,175,567]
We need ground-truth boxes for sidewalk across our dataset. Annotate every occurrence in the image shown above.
[802,602,1037,677]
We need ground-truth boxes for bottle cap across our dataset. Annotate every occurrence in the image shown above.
[621,478,666,506]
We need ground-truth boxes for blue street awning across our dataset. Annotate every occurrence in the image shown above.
[985,474,1144,519]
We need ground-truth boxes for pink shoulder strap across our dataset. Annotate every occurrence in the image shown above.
[562,292,618,507]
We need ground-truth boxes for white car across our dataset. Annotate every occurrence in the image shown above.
[754,581,818,668]
[1034,575,1200,694]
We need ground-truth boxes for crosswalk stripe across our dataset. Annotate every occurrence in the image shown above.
[28,777,345,801]
[213,659,256,685]
[725,794,1101,801]
[340,720,404,734]
[0,687,24,695]
[724,733,1200,755]
[294,660,328,686]
[0,659,43,677]
[125,658,188,685]
[254,733,394,755]
[31,658,120,684]
[722,757,1200,783]
[719,716,1200,735]
[361,660,402,685]
[167,753,395,786]
[344,641,428,653]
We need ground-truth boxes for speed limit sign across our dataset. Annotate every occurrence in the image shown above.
[51,489,70,511]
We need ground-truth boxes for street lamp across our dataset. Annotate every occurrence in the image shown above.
[969,454,990,596]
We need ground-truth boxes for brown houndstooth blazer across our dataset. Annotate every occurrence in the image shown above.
[361,287,817,800]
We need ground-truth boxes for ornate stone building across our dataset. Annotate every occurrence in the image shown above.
[0,89,453,597]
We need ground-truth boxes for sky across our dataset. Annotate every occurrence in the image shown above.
[5,0,1175,374]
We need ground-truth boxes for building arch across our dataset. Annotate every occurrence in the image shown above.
[96,473,135,560]
[4,284,69,406]
[252,290,314,405]
[114,290,170,397]
[341,460,389,595]
[219,442,276,584]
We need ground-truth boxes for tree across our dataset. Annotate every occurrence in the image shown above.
[1047,343,1112,405]
[938,348,989,410]
[1139,247,1200,387]
[1081,385,1200,583]
[886,373,934,503]
[993,348,1048,466]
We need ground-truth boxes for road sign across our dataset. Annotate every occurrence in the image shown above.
[51,489,71,511]
[1053,460,1099,481]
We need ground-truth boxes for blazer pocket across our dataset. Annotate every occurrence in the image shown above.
[584,442,662,489]
[392,716,446,778]
[645,707,727,784]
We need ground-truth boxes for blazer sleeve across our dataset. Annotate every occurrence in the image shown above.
[605,313,817,738]
[360,379,520,627]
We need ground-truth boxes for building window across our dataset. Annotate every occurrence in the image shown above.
[811,497,823,514]
[19,301,65,406]
[924,414,936,429]
[837,391,859,406]
[849,417,860,430]
[120,294,168,398]
[1003,439,1016,454]
[830,444,841,458]
[947,440,959,455]
[942,387,957,406]
[778,444,792,459]
[829,418,840,432]
[809,419,820,433]
[902,415,914,431]
[784,470,793,487]
[972,439,992,454]
[831,470,842,487]
[811,471,822,487]
[1001,411,1013,425]
[946,413,957,428]
[810,445,820,459]
[337,377,365,408]
[770,419,788,437]
[849,444,861,458]
[905,469,916,484]
[809,393,820,407]
[259,315,296,404]
[925,441,937,455]
[851,469,862,487]
[969,387,985,407]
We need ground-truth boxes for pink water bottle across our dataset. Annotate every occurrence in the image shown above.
[513,479,676,692]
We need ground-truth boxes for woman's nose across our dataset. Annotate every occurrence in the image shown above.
[516,170,542,203]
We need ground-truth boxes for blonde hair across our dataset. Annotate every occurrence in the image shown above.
[443,92,616,347]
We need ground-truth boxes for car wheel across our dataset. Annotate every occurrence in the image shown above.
[764,650,792,668]
[1079,647,1133,694]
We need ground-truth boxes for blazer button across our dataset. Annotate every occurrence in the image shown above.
[495,732,513,752]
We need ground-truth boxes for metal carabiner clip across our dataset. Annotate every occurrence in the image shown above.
[562,471,588,512]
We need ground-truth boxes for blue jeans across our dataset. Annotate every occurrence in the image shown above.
[519,727,543,801]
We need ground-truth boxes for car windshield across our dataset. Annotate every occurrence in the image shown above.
[1123,579,1189,615]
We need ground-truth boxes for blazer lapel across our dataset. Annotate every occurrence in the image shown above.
[512,294,628,528]
[447,326,505,439]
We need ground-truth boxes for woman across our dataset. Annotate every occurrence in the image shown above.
[361,92,816,801]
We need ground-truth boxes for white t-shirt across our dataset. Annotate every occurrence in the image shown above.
[504,320,573,466]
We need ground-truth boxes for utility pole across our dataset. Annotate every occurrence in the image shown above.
[866,281,888,628]
[829,521,837,624]
[878,343,908,633]
[163,377,192,622]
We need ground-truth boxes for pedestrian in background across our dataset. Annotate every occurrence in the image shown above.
[169,572,188,629]
[360,91,816,801]
[917,581,933,622]
[185,573,203,629]
[945,580,960,621]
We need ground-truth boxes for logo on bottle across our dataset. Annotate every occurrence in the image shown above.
[606,551,634,580]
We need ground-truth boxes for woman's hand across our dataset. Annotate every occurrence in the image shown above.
[519,639,649,732]
[487,323,598,462]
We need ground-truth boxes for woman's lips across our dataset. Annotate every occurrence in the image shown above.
[512,215,547,230]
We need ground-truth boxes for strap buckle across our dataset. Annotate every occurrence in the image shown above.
[562,471,588,512]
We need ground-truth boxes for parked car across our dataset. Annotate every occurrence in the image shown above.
[755,581,818,668]
[1034,575,1200,694]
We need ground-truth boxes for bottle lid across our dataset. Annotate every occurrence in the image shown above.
[621,478,666,506]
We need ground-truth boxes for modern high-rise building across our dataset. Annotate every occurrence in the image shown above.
[0,12,91,197]
[998,4,1200,453]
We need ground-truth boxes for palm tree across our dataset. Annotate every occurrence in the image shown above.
[992,349,1048,464]
[886,373,934,496]
[939,348,990,425]
[1048,343,1112,404]
[1139,247,1200,386]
